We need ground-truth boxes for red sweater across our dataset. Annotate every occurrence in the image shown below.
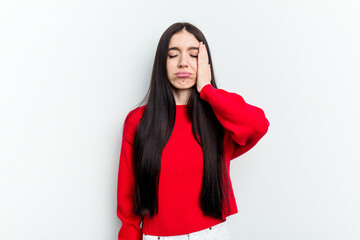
[117,83,269,240]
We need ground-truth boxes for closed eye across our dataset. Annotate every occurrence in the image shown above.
[168,55,198,58]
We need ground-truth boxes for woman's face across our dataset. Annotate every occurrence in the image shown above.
[166,30,200,90]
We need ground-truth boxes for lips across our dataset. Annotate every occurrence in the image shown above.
[176,71,191,78]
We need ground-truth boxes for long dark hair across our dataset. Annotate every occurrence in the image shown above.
[130,22,231,219]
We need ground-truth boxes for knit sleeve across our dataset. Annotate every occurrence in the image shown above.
[117,111,143,240]
[199,83,270,161]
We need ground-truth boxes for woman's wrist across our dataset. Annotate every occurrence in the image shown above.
[198,83,211,93]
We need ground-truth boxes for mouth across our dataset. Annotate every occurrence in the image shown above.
[176,72,191,78]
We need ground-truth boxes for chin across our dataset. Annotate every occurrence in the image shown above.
[169,80,194,88]
[177,84,196,89]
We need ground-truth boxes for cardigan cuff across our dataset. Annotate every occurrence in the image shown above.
[199,83,215,101]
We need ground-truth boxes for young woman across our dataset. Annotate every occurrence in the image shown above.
[117,22,269,240]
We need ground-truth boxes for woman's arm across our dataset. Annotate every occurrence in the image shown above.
[117,112,143,240]
[199,83,270,160]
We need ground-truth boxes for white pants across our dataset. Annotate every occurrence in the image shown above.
[142,221,231,240]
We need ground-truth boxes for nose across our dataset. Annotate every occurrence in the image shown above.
[178,55,189,68]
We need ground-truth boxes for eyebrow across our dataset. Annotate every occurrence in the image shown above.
[168,46,199,52]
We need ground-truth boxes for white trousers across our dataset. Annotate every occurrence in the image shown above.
[142,221,231,240]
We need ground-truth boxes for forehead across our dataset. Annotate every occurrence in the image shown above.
[168,31,199,49]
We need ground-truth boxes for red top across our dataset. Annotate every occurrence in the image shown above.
[117,83,269,240]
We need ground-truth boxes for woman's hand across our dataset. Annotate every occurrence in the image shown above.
[196,42,212,93]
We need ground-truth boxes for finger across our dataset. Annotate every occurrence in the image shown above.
[198,43,205,65]
[200,43,206,61]
[199,42,208,63]
[198,42,203,57]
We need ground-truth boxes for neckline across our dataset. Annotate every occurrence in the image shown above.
[176,104,188,115]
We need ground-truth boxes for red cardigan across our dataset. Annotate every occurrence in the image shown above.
[117,83,269,239]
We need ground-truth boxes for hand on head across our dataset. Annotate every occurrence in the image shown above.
[196,41,212,93]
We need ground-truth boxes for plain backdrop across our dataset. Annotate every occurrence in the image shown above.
[1,0,359,239]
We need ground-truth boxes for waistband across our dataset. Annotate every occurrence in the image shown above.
[142,221,228,239]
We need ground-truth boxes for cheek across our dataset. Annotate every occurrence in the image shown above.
[191,57,198,67]
[192,62,198,73]
[166,60,176,71]
[166,61,172,76]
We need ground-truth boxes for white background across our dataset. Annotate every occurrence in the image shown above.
[1,0,359,239]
